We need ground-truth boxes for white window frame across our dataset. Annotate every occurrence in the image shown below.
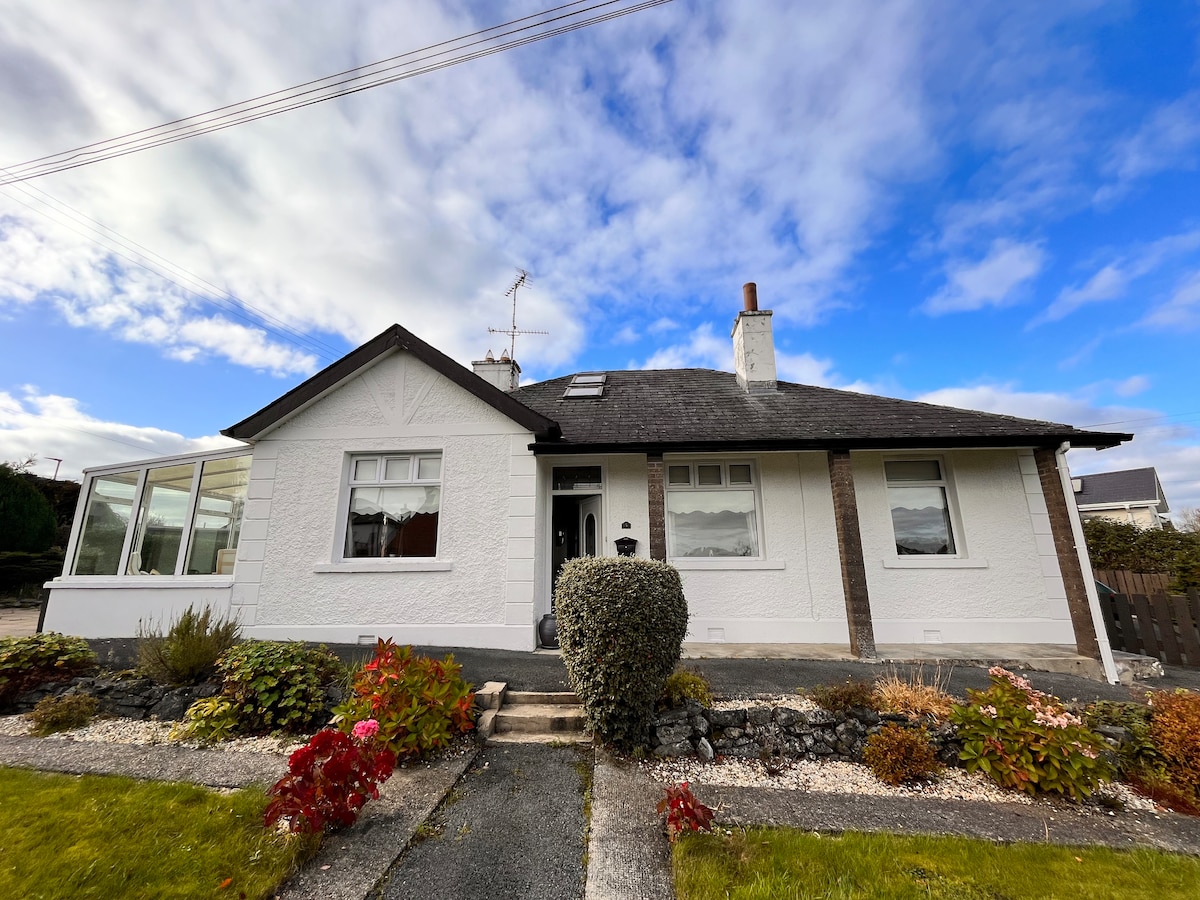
[881,455,980,567]
[63,447,251,581]
[332,451,447,569]
[664,457,767,564]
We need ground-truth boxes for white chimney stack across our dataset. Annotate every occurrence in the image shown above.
[731,282,777,393]
[472,350,521,391]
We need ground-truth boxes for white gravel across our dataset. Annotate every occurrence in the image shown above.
[0,713,304,755]
[642,754,1157,812]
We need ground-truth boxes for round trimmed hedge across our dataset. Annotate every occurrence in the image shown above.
[555,556,688,751]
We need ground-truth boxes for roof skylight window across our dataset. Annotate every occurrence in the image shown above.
[563,373,607,399]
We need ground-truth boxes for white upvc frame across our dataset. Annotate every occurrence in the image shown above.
[333,450,444,564]
[63,446,252,580]
[663,455,765,561]
[881,453,968,561]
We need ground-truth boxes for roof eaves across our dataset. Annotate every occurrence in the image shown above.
[527,431,1132,455]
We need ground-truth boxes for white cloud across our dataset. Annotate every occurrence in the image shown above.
[1037,264,1128,324]
[0,387,241,481]
[1113,375,1150,398]
[639,323,730,371]
[1099,90,1200,201]
[1142,270,1200,331]
[923,240,1045,314]
[1032,227,1200,325]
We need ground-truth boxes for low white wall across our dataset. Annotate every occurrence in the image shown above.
[42,578,234,637]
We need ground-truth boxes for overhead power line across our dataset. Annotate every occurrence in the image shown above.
[0,0,674,186]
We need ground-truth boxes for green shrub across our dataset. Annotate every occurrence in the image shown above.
[809,678,879,714]
[556,556,688,751]
[136,604,240,687]
[333,640,475,761]
[28,693,98,736]
[217,641,343,735]
[1148,689,1200,800]
[661,670,713,709]
[952,667,1111,801]
[172,696,241,743]
[863,723,942,786]
[1084,700,1160,778]
[0,633,97,708]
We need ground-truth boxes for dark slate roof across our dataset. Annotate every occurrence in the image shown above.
[511,369,1131,453]
[223,324,560,441]
[1074,467,1169,512]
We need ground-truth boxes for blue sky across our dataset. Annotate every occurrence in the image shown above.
[1,1,1199,513]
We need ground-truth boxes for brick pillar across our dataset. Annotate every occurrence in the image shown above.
[828,450,876,658]
[647,453,667,561]
[1034,448,1101,659]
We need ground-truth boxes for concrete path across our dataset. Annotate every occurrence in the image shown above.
[0,607,39,639]
[586,751,674,900]
[381,743,590,900]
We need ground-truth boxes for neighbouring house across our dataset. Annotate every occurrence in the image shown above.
[1072,467,1172,530]
[44,284,1131,675]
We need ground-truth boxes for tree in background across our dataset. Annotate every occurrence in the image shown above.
[1083,517,1200,592]
[1177,508,1200,534]
[0,462,57,553]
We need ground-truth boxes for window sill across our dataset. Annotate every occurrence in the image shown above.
[314,560,454,573]
[671,559,786,571]
[880,557,989,569]
[49,576,235,589]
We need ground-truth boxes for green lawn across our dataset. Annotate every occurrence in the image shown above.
[0,767,317,900]
[674,827,1200,900]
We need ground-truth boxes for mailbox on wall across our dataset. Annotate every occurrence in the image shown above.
[614,537,638,557]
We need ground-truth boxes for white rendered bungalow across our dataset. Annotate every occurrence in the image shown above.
[45,286,1130,677]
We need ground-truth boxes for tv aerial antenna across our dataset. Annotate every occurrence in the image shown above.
[489,268,547,362]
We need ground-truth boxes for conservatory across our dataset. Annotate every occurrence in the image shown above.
[43,447,252,635]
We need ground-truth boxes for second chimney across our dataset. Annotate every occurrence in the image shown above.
[732,282,777,393]
[472,350,521,391]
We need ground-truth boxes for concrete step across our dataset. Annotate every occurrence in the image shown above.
[488,730,592,745]
[494,703,586,734]
[504,690,579,705]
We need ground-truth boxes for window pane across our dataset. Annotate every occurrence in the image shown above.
[728,464,752,485]
[417,456,441,481]
[186,455,251,575]
[697,464,723,486]
[885,460,942,482]
[552,466,602,490]
[384,457,411,481]
[667,490,759,557]
[72,471,138,575]
[889,485,955,555]
[353,458,378,482]
[346,486,440,558]
[130,464,195,575]
[667,465,691,485]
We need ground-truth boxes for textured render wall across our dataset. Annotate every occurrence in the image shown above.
[602,454,651,559]
[232,351,538,650]
[663,452,850,644]
[854,449,1074,644]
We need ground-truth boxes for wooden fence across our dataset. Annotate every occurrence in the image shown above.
[1093,569,1173,596]
[1096,584,1200,668]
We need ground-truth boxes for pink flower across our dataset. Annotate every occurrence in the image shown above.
[352,719,380,740]
[979,705,998,718]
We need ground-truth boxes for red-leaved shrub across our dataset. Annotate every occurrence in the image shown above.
[264,725,395,833]
[657,781,715,842]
